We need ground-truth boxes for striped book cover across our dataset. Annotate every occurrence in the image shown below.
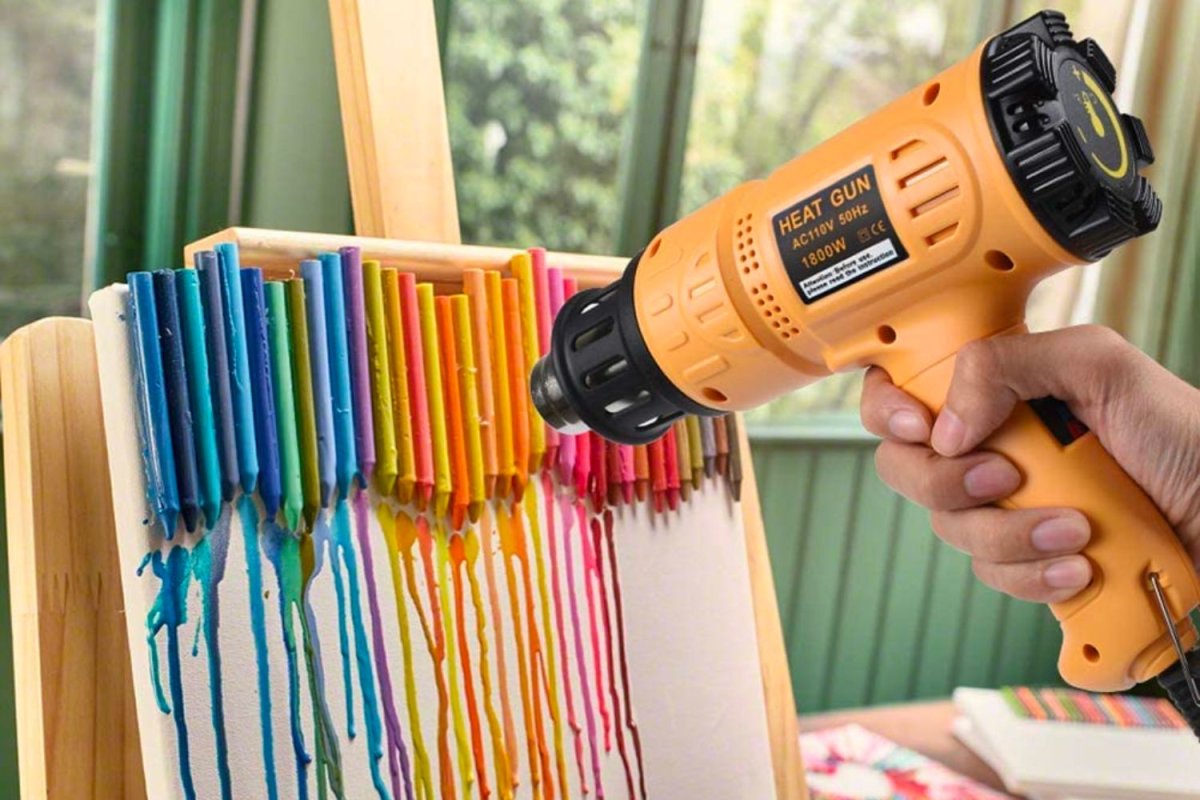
[1001,686,1186,729]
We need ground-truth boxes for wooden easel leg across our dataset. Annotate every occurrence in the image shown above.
[0,318,146,799]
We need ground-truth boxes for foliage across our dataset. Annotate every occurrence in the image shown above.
[443,0,641,255]
[0,0,95,336]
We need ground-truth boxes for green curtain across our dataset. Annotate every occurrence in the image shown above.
[1097,1,1200,384]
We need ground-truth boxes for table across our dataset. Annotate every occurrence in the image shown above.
[798,699,1020,796]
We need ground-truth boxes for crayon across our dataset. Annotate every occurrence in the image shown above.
[529,248,558,468]
[301,259,337,507]
[153,270,201,533]
[606,440,622,507]
[241,268,282,522]
[362,260,398,494]
[174,269,222,528]
[381,270,416,504]
[266,281,303,531]
[632,445,649,503]
[417,284,452,519]
[286,279,322,528]
[340,246,375,485]
[194,250,239,501]
[399,274,434,509]
[462,270,498,499]
[617,443,635,505]
[686,415,704,490]
[726,413,744,502]
[501,279,530,499]
[549,270,575,485]
[435,296,470,530]
[128,272,179,537]
[648,436,666,514]
[573,415,591,500]
[663,425,681,511]
[714,413,730,476]
[675,419,693,503]
[215,243,259,494]
[699,416,717,478]
[510,253,544,474]
[485,272,515,500]
[320,252,358,499]
[452,295,486,523]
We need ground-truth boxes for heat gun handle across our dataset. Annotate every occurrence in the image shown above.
[901,354,1200,692]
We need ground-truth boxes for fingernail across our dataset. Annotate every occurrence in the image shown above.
[1044,557,1092,590]
[932,408,966,455]
[963,458,1021,498]
[887,410,929,441]
[1031,515,1090,553]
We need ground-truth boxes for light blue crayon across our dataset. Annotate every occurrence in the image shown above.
[302,259,337,507]
[175,269,223,528]
[319,252,357,500]
[128,271,179,538]
[215,243,259,494]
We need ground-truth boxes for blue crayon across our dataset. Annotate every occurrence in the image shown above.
[174,269,223,529]
[215,243,259,493]
[152,270,202,533]
[241,268,282,521]
[128,272,179,538]
[319,252,357,499]
[302,259,337,506]
[195,250,240,501]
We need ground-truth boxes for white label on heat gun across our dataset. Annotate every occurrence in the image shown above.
[798,238,899,299]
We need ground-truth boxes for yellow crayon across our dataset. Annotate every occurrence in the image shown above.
[510,252,545,475]
[363,260,398,494]
[417,284,452,519]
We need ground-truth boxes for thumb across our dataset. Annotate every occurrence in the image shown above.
[929,325,1135,457]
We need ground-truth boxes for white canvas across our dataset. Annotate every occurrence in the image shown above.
[90,284,776,799]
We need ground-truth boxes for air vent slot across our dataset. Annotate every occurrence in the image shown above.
[573,318,613,351]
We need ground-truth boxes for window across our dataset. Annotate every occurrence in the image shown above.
[443,0,643,255]
[0,0,97,336]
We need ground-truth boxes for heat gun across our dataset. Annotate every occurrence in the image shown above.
[529,10,1200,699]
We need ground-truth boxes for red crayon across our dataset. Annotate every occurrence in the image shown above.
[648,437,667,513]
[549,269,574,485]
[529,248,559,470]
[398,273,434,509]
[606,441,622,507]
[663,427,681,511]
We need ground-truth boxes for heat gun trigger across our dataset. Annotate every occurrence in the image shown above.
[1148,571,1200,707]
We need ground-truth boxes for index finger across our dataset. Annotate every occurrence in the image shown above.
[860,366,933,442]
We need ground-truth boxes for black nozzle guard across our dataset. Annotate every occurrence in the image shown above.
[531,250,717,445]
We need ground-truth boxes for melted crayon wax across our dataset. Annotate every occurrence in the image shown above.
[434,525,475,793]
[192,513,234,799]
[330,499,392,798]
[479,506,521,793]
[601,511,647,799]
[354,493,416,800]
[558,494,604,798]
[239,497,280,799]
[377,507,434,800]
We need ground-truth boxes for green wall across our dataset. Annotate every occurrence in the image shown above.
[751,430,1063,713]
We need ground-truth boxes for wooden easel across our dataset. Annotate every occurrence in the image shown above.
[0,1,805,796]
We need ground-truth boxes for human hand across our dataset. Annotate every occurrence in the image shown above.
[860,325,1200,603]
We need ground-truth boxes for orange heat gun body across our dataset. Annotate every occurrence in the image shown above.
[531,10,1200,695]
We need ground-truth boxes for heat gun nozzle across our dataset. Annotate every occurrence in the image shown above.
[530,355,590,435]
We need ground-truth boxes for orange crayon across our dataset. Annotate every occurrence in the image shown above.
[436,296,471,531]
[463,270,499,499]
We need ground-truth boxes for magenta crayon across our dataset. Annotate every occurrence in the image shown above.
[529,247,559,468]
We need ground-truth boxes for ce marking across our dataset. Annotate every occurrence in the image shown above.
[857,220,888,243]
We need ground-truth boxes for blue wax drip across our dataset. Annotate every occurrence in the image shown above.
[141,547,196,800]
[240,496,280,800]
[262,523,312,800]
[323,509,358,741]
[331,498,392,799]
[193,511,234,799]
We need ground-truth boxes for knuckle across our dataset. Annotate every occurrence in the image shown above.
[956,339,1000,386]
